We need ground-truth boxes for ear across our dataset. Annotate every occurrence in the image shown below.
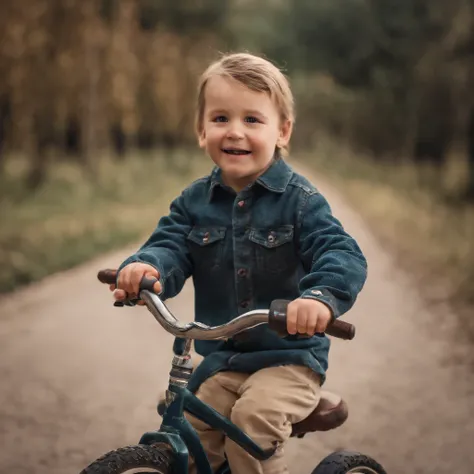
[277,120,293,149]
[198,128,206,149]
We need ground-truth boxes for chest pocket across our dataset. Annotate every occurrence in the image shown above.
[187,226,226,271]
[249,225,296,275]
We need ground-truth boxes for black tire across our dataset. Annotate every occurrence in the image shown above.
[80,443,173,474]
[311,450,387,474]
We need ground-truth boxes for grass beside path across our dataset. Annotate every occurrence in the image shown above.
[0,151,211,294]
[298,140,474,336]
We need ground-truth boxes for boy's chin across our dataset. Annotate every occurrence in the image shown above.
[221,163,255,175]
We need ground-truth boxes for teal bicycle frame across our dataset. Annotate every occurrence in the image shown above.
[137,338,276,474]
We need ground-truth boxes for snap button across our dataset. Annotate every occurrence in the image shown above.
[240,300,250,309]
[202,232,210,243]
[237,268,247,277]
[238,200,245,208]
[311,290,323,296]
[267,232,276,244]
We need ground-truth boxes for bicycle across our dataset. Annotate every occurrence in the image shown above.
[80,269,387,474]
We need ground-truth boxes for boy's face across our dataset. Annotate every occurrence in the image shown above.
[198,75,292,192]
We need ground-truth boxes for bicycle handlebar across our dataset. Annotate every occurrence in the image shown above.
[98,269,355,341]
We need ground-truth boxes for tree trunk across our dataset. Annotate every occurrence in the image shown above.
[0,96,9,176]
[26,113,52,190]
[467,106,474,199]
[413,81,452,167]
[80,0,102,175]
[110,122,127,159]
[65,115,83,158]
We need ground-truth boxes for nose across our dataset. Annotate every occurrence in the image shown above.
[226,120,244,140]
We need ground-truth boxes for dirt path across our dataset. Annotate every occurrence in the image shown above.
[1,164,473,474]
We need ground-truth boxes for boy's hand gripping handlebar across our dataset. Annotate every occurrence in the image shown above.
[98,269,355,341]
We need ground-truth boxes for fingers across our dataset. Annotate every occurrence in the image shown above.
[286,299,333,336]
[287,301,298,335]
[296,307,319,336]
[130,269,143,298]
[287,301,315,336]
[306,310,318,336]
[296,308,309,334]
[113,289,127,301]
[315,305,331,333]
[117,264,159,293]
[114,263,162,303]
[116,267,130,294]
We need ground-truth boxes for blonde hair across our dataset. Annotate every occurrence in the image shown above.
[195,53,295,155]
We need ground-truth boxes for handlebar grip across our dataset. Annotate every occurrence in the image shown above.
[326,319,355,340]
[98,270,159,307]
[268,300,292,336]
[268,299,355,341]
[139,276,159,293]
[97,269,159,293]
[112,277,159,307]
[97,268,117,285]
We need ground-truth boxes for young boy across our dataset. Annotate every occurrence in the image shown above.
[113,53,367,474]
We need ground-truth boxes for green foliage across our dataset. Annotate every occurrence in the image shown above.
[247,0,474,193]
[272,0,380,87]
[0,151,210,293]
[138,0,230,34]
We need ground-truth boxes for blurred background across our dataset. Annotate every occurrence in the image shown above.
[1,0,473,325]
[1,2,474,473]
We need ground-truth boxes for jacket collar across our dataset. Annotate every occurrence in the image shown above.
[209,158,293,201]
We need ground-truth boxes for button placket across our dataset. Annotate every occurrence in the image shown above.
[233,192,252,314]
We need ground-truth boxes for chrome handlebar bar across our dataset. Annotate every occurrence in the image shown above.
[141,291,270,340]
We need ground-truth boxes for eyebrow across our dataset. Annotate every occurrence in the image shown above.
[207,108,268,120]
[207,109,227,115]
[245,110,267,118]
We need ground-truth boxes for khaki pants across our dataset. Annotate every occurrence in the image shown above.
[185,365,321,474]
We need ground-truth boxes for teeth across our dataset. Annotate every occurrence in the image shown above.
[223,149,250,155]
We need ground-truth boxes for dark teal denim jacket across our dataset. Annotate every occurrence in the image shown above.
[118,159,367,391]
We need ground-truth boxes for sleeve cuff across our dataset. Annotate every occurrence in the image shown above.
[300,288,340,319]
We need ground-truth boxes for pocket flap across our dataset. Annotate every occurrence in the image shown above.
[249,225,294,248]
[187,226,226,246]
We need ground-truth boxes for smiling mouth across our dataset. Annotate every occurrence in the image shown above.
[222,148,251,155]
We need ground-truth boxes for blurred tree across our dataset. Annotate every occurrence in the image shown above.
[0,96,11,175]
[106,0,139,158]
[0,0,233,178]
[138,0,229,35]
[255,0,473,187]
[24,0,60,189]
[0,0,472,196]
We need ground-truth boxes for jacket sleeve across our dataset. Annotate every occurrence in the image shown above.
[297,191,367,318]
[118,192,193,300]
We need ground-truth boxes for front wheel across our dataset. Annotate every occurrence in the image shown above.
[80,443,173,474]
[311,451,387,474]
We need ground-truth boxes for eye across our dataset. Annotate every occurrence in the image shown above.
[212,115,228,123]
[244,116,260,124]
